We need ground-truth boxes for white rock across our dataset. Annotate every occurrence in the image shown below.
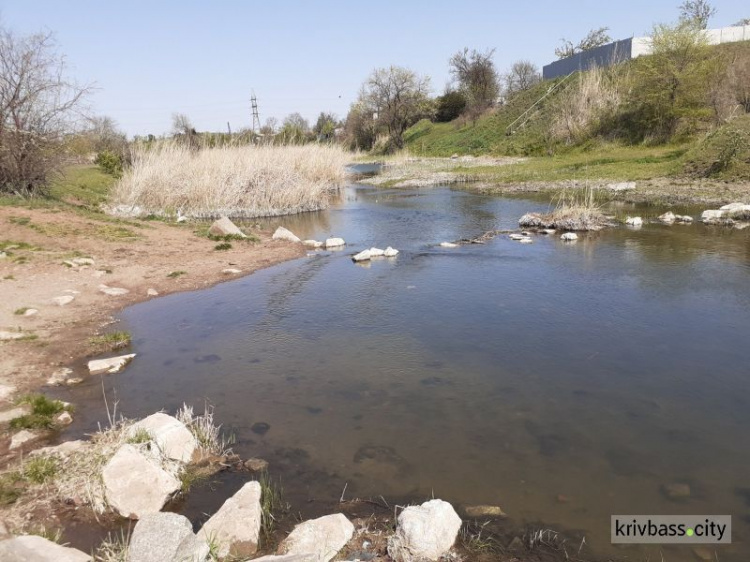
[198,481,262,559]
[128,512,209,562]
[352,249,372,262]
[30,440,89,458]
[146,288,159,296]
[99,284,129,296]
[675,215,693,223]
[273,227,301,243]
[0,384,16,402]
[324,237,345,248]
[47,367,73,386]
[384,246,399,257]
[658,212,676,223]
[719,202,750,211]
[0,535,91,562]
[93,270,107,278]
[52,295,74,306]
[176,215,188,223]
[701,210,725,221]
[541,229,556,234]
[280,513,355,562]
[606,181,636,191]
[625,216,643,227]
[368,247,385,257]
[387,499,462,562]
[128,413,197,463]
[519,237,533,244]
[56,411,73,425]
[222,268,242,274]
[560,232,578,241]
[72,258,95,266]
[302,240,323,249]
[0,331,25,341]
[0,405,31,423]
[23,308,39,317]
[65,377,84,386]
[509,233,526,240]
[0,251,6,259]
[252,555,316,562]
[208,217,246,238]
[10,430,39,450]
[439,242,459,248]
[102,444,181,519]
[88,354,136,375]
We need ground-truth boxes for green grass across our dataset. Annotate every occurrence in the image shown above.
[126,428,152,445]
[10,394,72,430]
[0,165,115,210]
[259,471,286,546]
[214,242,232,251]
[89,331,131,352]
[13,307,30,315]
[194,224,260,243]
[167,270,187,278]
[22,455,59,484]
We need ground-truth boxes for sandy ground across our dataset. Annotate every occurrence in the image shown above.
[0,206,304,442]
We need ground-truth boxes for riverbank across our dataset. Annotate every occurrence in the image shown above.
[0,171,305,447]
[359,150,750,206]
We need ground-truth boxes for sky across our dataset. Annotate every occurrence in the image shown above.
[1,0,748,136]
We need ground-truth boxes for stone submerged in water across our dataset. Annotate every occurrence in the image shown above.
[464,504,507,518]
[519,212,553,229]
[272,226,301,243]
[352,249,372,262]
[279,513,354,562]
[197,481,262,559]
[324,237,346,248]
[0,535,91,562]
[625,216,643,227]
[658,211,676,223]
[663,482,691,499]
[302,239,323,249]
[128,512,209,562]
[88,353,136,375]
[439,242,459,248]
[388,499,461,562]
[208,216,247,238]
[560,232,578,241]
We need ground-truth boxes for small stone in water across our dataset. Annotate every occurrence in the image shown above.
[251,422,270,436]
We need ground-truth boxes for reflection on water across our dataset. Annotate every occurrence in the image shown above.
[60,185,750,560]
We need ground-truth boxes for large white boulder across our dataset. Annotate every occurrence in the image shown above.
[197,481,262,559]
[324,237,345,248]
[128,413,197,463]
[384,246,399,257]
[208,217,246,238]
[560,232,578,241]
[127,512,209,562]
[606,181,636,191]
[87,354,136,375]
[387,499,462,562]
[102,444,180,519]
[0,535,91,562]
[273,227,301,243]
[279,513,354,562]
[302,240,323,249]
[368,247,385,257]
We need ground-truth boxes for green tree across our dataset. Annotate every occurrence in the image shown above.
[448,48,500,117]
[627,22,715,139]
[434,90,467,122]
[358,66,431,151]
[678,0,716,30]
[278,112,310,144]
[555,27,612,59]
[313,112,338,141]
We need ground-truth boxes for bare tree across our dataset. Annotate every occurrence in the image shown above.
[734,18,750,26]
[449,48,500,115]
[0,26,91,196]
[555,27,612,59]
[679,0,716,29]
[260,116,278,136]
[505,60,541,97]
[279,112,310,144]
[358,66,431,150]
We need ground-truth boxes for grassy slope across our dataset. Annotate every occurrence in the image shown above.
[404,41,750,183]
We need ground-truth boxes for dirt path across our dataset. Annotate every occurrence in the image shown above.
[0,206,304,438]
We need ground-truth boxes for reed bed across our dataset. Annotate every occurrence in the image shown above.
[109,143,349,219]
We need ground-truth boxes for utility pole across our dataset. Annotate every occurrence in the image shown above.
[251,91,261,135]
[226,122,232,135]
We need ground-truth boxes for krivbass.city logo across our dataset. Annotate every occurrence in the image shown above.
[611,515,731,544]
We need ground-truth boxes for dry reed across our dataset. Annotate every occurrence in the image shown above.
[109,142,348,219]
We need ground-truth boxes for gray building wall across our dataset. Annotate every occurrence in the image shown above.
[543,38,633,80]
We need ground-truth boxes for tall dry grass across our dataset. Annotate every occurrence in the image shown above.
[551,64,626,143]
[109,142,349,218]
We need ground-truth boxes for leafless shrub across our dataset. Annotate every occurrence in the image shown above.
[0,25,91,196]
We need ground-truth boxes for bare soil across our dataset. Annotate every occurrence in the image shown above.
[0,206,304,442]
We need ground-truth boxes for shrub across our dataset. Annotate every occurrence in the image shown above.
[435,91,467,122]
[684,115,750,178]
[94,150,124,178]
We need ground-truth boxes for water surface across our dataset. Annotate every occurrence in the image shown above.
[63,184,750,559]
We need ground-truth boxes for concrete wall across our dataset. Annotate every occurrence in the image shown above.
[543,25,750,80]
[543,39,633,80]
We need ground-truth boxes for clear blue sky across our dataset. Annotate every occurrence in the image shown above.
[2,0,747,136]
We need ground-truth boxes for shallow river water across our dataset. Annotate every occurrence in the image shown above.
[61,179,750,560]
